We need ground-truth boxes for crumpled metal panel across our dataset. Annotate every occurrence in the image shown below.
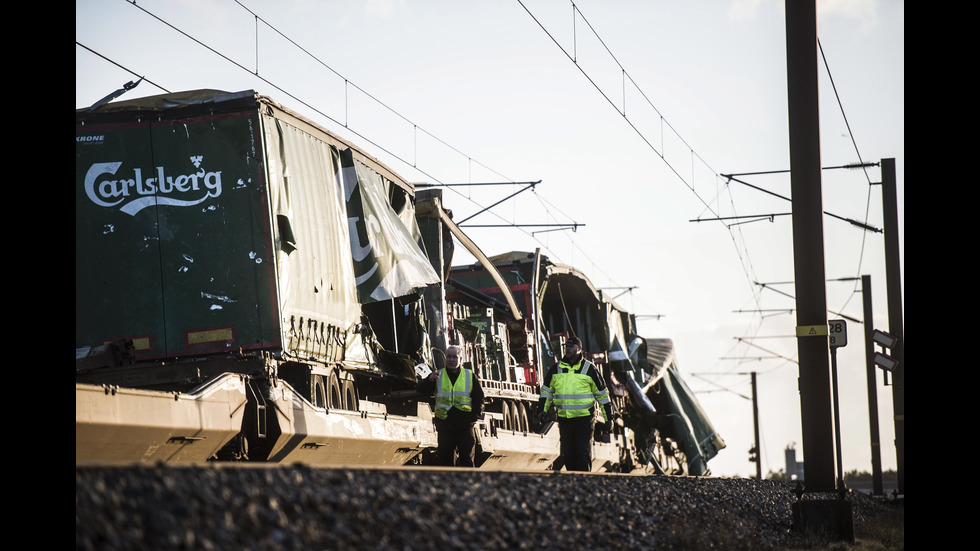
[663,366,728,463]
[645,364,728,475]
[340,149,440,304]
[262,114,361,365]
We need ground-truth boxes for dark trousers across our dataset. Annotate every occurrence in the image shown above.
[558,416,594,472]
[435,420,477,467]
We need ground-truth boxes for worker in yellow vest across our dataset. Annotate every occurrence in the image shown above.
[420,345,485,467]
[538,336,612,472]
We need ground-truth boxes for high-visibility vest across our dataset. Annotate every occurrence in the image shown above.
[542,360,610,420]
[434,368,474,420]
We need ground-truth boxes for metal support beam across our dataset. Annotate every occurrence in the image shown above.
[460,223,583,229]
[786,0,836,492]
[416,180,542,188]
[695,176,881,232]
[862,275,884,495]
[456,181,539,225]
[752,372,762,480]
[881,158,904,495]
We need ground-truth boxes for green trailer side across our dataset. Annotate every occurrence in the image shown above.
[76,89,427,373]
[76,99,279,360]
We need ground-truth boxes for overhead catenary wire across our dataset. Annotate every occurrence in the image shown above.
[517,0,783,369]
[78,1,738,325]
[76,2,902,480]
[519,1,768,368]
[79,0,589,271]
[817,38,879,315]
[76,1,885,379]
[74,42,169,95]
[517,1,889,375]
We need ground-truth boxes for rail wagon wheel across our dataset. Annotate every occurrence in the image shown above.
[327,372,343,410]
[501,401,514,430]
[651,432,687,476]
[670,446,689,476]
[342,379,359,411]
[313,375,327,408]
[516,402,529,433]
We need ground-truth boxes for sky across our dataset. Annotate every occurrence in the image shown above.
[76,0,904,479]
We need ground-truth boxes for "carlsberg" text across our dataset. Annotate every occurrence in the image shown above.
[84,160,223,216]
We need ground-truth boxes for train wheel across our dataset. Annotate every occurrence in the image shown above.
[651,432,687,476]
[313,375,327,408]
[342,379,359,411]
[327,372,343,410]
[501,401,513,430]
[516,402,529,433]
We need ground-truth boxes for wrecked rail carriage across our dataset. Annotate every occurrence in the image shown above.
[442,249,726,475]
[75,89,724,473]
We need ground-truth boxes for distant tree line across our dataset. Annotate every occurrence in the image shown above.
[841,469,898,483]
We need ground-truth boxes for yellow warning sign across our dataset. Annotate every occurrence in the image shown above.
[796,325,828,337]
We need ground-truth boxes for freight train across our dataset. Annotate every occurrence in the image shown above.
[75,89,725,474]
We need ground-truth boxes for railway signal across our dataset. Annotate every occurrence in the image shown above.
[872,329,899,374]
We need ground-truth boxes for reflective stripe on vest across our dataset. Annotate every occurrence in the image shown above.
[434,368,473,420]
[550,360,607,418]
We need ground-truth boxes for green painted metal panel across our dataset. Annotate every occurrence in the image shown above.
[339,149,440,304]
[76,110,278,359]
[77,122,165,355]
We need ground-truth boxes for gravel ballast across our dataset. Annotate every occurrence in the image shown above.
[76,464,893,550]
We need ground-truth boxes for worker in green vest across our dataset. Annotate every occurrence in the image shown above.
[420,345,485,467]
[538,336,612,472]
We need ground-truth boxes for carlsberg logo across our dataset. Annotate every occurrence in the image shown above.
[84,156,223,216]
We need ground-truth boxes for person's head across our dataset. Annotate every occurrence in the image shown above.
[563,337,583,364]
[445,346,461,372]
